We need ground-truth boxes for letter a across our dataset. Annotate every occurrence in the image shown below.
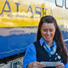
[1,0,11,15]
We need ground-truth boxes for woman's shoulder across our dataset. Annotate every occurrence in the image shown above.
[29,43,35,48]
[26,42,37,51]
[28,41,39,47]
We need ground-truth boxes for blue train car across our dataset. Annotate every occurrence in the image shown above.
[0,0,68,59]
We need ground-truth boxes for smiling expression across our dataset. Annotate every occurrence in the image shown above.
[41,23,56,45]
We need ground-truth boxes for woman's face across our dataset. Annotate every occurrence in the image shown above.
[41,23,56,44]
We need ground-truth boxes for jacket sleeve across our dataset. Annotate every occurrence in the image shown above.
[23,43,36,68]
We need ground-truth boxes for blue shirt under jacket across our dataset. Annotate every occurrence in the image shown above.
[23,37,68,68]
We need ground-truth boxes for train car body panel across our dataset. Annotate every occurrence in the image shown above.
[0,0,68,59]
[0,27,37,59]
[0,0,68,27]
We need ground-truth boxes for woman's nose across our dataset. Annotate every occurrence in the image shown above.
[47,31,50,35]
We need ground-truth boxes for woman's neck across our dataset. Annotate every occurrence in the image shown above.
[46,41,53,47]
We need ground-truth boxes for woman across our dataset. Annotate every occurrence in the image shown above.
[23,16,68,68]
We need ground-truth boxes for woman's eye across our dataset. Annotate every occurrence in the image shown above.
[43,29,53,32]
[43,30,47,32]
[50,29,53,32]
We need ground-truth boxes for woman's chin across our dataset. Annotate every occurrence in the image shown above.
[45,39,51,42]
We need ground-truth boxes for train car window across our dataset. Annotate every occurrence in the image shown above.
[65,0,68,9]
[55,0,63,7]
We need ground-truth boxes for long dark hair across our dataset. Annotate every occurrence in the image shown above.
[37,15,68,63]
